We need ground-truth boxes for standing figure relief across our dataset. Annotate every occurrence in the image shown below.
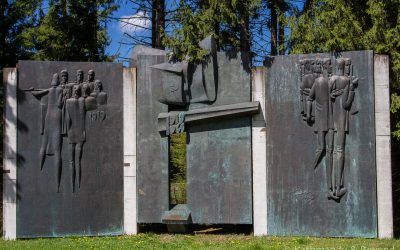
[300,57,358,202]
[26,69,108,192]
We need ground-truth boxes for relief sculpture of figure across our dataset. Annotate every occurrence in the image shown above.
[26,73,64,192]
[300,59,319,121]
[60,70,71,135]
[327,58,358,200]
[75,69,84,86]
[66,85,97,192]
[90,80,107,105]
[87,70,96,92]
[306,59,331,169]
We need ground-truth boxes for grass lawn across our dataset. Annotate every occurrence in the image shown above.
[0,234,399,250]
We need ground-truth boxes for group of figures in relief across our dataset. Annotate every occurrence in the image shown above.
[299,57,358,201]
[25,69,108,192]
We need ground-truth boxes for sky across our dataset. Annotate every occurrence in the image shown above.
[105,1,149,64]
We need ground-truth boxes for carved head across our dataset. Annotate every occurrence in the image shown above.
[72,85,81,99]
[314,59,322,74]
[344,58,351,76]
[336,58,346,76]
[51,73,60,87]
[60,70,68,84]
[82,83,90,97]
[322,58,332,75]
[94,80,103,92]
[299,59,306,75]
[77,69,84,83]
[88,70,95,81]
[304,59,313,74]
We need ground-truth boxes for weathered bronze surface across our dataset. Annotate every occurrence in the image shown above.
[134,39,253,225]
[265,51,377,237]
[302,57,358,201]
[17,61,123,238]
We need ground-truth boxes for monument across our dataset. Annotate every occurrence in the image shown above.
[2,41,393,239]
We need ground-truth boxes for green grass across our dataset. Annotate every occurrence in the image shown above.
[0,234,399,250]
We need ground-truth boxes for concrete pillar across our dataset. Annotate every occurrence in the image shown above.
[3,68,17,240]
[252,67,268,236]
[374,55,393,238]
[123,67,137,235]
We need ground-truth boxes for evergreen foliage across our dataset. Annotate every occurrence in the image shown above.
[163,0,261,61]
[0,0,42,68]
[288,0,400,139]
[169,132,187,183]
[21,0,118,61]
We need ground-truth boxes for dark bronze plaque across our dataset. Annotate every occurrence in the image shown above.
[16,61,123,238]
[265,51,377,237]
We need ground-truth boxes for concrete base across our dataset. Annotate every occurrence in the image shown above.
[162,204,192,233]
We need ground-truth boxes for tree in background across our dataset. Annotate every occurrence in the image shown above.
[0,0,42,69]
[162,0,261,61]
[118,0,172,49]
[152,0,165,49]
[21,0,118,61]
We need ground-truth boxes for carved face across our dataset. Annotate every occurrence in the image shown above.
[344,60,351,76]
[51,73,60,87]
[304,60,312,74]
[88,70,95,81]
[61,72,68,84]
[314,60,322,74]
[72,85,81,98]
[322,59,332,74]
[77,70,84,82]
[94,80,102,92]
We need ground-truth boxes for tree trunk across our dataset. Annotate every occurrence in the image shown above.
[152,0,165,49]
[240,14,250,52]
[268,0,278,56]
[0,0,6,68]
[277,0,285,55]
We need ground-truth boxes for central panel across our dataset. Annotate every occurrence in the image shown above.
[135,38,253,225]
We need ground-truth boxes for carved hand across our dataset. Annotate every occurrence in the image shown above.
[351,76,359,91]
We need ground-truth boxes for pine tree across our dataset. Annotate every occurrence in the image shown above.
[163,0,261,61]
[0,0,42,68]
[21,0,118,61]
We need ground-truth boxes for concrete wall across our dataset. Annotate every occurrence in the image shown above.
[123,67,137,235]
[252,67,268,236]
[374,55,393,238]
[3,68,17,240]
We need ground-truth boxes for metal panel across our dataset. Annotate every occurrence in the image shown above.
[16,61,123,238]
[187,52,253,224]
[265,51,377,237]
[135,54,170,223]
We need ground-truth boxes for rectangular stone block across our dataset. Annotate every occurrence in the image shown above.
[252,67,268,236]
[375,54,393,239]
[3,179,17,204]
[123,67,137,157]
[3,68,17,240]
[3,201,16,240]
